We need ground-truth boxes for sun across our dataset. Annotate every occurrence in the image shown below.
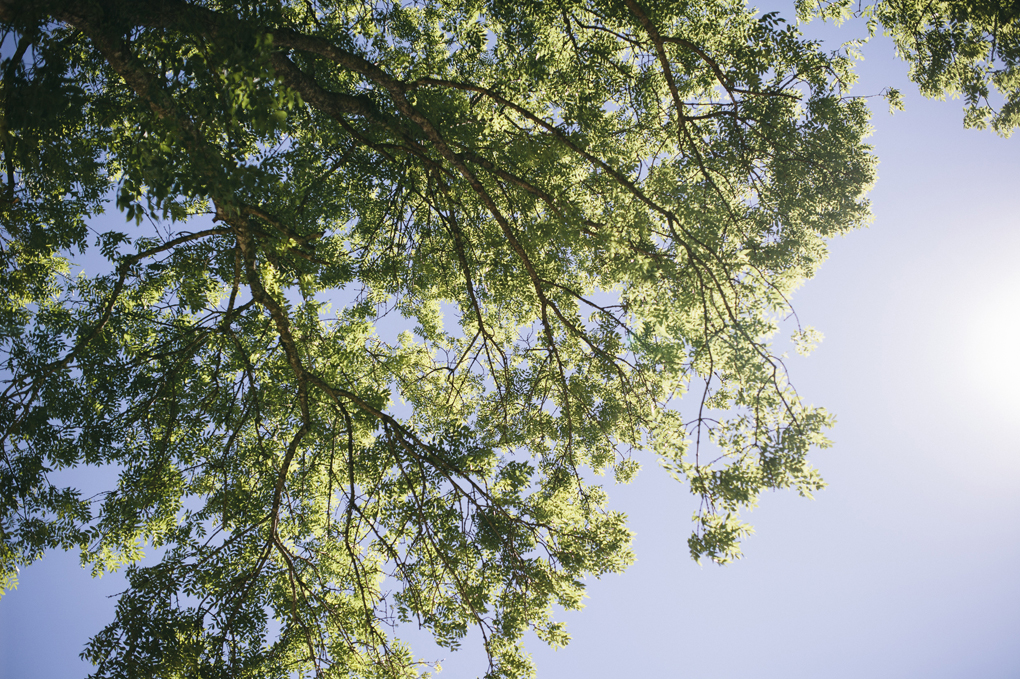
[961,278,1020,413]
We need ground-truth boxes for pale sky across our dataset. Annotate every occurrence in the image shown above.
[1,11,1018,679]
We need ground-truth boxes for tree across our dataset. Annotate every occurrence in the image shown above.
[799,0,1020,133]
[0,1,880,677]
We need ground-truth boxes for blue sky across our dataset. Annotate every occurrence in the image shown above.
[2,10,1019,679]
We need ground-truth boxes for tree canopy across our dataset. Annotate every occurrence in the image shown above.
[0,0,1006,677]
[800,0,1020,133]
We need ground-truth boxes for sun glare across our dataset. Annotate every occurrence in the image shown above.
[962,281,1020,412]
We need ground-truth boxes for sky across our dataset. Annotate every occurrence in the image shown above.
[2,8,1019,679]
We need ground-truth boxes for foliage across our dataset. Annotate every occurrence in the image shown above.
[0,0,877,677]
[798,0,1020,134]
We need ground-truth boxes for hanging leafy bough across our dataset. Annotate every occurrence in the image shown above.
[0,0,875,677]
[799,0,1020,134]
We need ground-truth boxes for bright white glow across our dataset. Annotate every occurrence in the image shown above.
[961,278,1020,413]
